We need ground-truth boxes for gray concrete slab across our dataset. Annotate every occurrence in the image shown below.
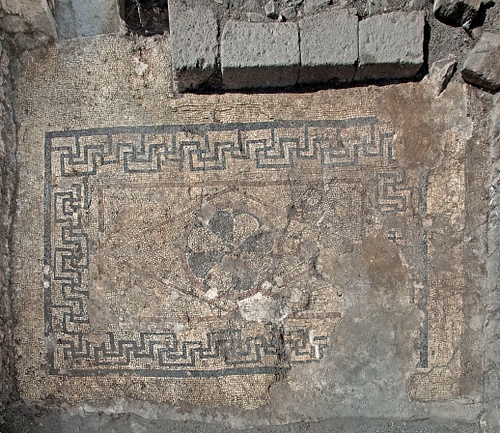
[355,10,425,81]
[168,0,219,92]
[221,20,300,89]
[298,8,358,84]
[461,32,500,91]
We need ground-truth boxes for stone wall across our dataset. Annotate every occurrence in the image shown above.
[0,30,16,423]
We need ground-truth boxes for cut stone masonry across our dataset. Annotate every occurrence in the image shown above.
[298,8,358,84]
[169,2,219,92]
[170,4,426,91]
[355,11,425,81]
[221,20,300,89]
[461,31,500,91]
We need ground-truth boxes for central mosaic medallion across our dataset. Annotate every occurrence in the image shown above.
[187,206,275,301]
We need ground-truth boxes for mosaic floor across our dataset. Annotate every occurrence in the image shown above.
[12,36,479,412]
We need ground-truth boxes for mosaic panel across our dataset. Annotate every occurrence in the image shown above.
[44,117,428,378]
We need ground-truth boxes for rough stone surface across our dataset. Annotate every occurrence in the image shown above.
[221,20,299,88]
[433,0,483,27]
[461,32,500,91]
[0,0,56,36]
[1,410,484,433]
[247,11,267,22]
[304,0,332,15]
[54,0,122,40]
[279,7,297,21]
[168,1,219,91]
[0,0,56,48]
[355,10,425,81]
[299,8,358,83]
[265,0,279,18]
[426,57,457,95]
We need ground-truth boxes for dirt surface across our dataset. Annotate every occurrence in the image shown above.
[2,407,482,433]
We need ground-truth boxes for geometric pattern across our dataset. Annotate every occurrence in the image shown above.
[376,172,411,213]
[47,117,396,174]
[60,328,329,377]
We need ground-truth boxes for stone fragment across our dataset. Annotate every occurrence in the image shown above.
[355,11,425,81]
[304,0,332,15]
[169,1,219,92]
[427,57,457,95]
[0,0,56,40]
[246,12,266,22]
[461,32,500,91]
[0,14,30,33]
[367,0,390,15]
[433,0,482,27]
[491,94,500,140]
[279,7,297,22]
[265,0,278,19]
[299,8,358,84]
[221,20,300,89]
[286,0,304,5]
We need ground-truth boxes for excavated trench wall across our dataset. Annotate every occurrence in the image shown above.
[0,30,15,424]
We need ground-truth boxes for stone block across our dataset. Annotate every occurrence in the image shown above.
[221,20,300,89]
[298,8,358,84]
[169,1,219,92]
[279,7,297,22]
[433,0,482,27]
[355,11,425,81]
[461,32,500,91]
[0,0,56,39]
[54,0,122,39]
[427,57,457,95]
